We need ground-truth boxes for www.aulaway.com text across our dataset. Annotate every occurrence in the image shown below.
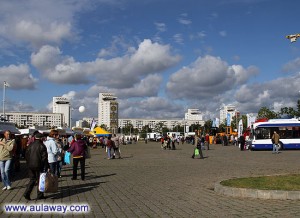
[3,203,90,214]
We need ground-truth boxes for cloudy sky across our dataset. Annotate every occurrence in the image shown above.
[1,0,300,121]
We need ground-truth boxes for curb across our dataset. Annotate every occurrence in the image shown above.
[214,181,300,200]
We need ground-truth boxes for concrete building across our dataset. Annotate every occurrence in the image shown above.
[5,112,63,128]
[76,117,98,128]
[52,97,71,127]
[219,104,238,125]
[98,93,118,133]
[185,109,203,121]
[118,118,204,131]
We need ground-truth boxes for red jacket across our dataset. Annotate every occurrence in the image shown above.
[68,139,87,157]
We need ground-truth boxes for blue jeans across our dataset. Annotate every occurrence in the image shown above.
[107,147,111,158]
[57,161,62,177]
[273,144,279,153]
[49,162,57,175]
[0,159,12,187]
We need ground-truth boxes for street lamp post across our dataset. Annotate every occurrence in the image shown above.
[2,81,9,121]
[70,105,85,128]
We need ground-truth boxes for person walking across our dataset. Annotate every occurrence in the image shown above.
[23,133,49,200]
[67,134,87,180]
[44,130,59,175]
[191,132,204,159]
[0,130,15,190]
[272,130,280,154]
[112,134,121,159]
[106,136,113,159]
[205,134,210,150]
[239,135,245,151]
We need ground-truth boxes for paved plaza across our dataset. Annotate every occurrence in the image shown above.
[1,141,300,217]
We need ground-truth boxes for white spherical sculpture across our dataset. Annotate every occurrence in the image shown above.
[78,106,85,113]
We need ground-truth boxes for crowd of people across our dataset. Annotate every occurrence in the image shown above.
[0,129,129,200]
[0,128,278,201]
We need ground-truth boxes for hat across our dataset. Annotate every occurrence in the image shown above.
[35,133,44,139]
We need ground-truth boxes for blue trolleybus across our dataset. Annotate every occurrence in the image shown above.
[250,118,300,150]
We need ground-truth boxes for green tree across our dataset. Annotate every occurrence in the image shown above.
[153,122,165,134]
[82,120,89,128]
[140,125,151,138]
[123,124,134,135]
[100,124,108,131]
[204,119,213,134]
[257,107,278,119]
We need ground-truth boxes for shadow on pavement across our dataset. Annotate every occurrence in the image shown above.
[47,182,105,199]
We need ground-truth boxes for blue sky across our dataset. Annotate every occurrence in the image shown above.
[1,0,300,121]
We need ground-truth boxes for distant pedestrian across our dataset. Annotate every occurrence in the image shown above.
[0,130,15,190]
[191,133,204,159]
[112,134,121,159]
[24,133,49,200]
[239,135,245,151]
[272,131,280,154]
[205,134,210,150]
[106,136,113,159]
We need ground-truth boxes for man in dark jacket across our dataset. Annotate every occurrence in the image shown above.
[23,133,49,200]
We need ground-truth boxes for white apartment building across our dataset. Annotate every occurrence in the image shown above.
[5,112,63,128]
[185,109,203,120]
[98,93,118,132]
[219,104,237,125]
[53,97,71,127]
[76,117,98,128]
[118,118,204,131]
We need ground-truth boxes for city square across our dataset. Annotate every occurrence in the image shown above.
[1,141,300,217]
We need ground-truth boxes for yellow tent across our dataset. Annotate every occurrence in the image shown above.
[91,127,111,137]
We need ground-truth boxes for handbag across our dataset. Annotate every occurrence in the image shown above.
[64,151,71,164]
[44,172,58,193]
[194,148,200,156]
[38,172,58,193]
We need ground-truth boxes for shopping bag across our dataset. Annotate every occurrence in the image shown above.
[38,172,47,192]
[64,151,71,164]
[194,148,200,156]
[85,146,91,159]
[44,173,58,193]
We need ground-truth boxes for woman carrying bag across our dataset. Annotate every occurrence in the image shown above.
[67,134,87,181]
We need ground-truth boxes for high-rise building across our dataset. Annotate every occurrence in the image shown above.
[98,93,118,133]
[53,97,71,127]
[185,109,203,121]
[220,104,237,125]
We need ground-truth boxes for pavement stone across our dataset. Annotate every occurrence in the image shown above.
[1,142,300,217]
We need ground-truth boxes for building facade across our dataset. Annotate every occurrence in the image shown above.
[185,109,203,121]
[219,104,237,125]
[76,117,98,128]
[52,97,71,127]
[5,112,63,128]
[98,93,118,133]
[118,118,204,131]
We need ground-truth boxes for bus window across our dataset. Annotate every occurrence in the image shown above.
[255,128,270,139]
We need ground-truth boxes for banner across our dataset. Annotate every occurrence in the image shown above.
[215,118,220,128]
[90,118,97,131]
[185,126,189,133]
[246,114,256,128]
[226,113,231,126]
[238,119,243,138]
